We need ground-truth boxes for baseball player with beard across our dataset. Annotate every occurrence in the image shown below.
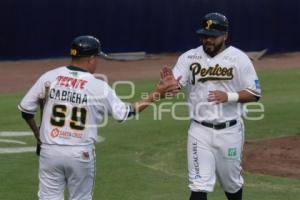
[18,35,180,200]
[168,13,261,200]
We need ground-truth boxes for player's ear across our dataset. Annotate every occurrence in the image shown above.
[88,55,96,64]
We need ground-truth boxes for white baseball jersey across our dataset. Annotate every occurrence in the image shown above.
[18,66,129,146]
[174,45,262,193]
[173,45,261,123]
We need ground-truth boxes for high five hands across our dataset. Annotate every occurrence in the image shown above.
[156,66,181,98]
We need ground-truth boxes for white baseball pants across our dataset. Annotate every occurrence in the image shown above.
[38,144,96,200]
[187,119,244,193]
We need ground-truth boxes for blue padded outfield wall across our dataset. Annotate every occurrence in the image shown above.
[0,0,299,60]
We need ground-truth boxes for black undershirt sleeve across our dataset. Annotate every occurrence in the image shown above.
[21,111,34,120]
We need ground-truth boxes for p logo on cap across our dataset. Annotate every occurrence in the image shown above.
[205,20,213,29]
[70,49,77,56]
[196,12,229,36]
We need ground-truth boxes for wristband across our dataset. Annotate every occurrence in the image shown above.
[227,92,239,102]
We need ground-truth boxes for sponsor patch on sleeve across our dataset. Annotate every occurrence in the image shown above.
[255,80,261,90]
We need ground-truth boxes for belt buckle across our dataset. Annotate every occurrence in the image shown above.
[212,124,216,129]
[225,121,230,128]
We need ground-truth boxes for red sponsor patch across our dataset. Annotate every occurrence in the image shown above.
[50,128,83,139]
[56,76,88,89]
[50,128,60,138]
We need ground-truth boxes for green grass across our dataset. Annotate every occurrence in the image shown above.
[245,68,300,139]
[0,68,300,199]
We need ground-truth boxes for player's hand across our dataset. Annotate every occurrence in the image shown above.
[161,65,174,78]
[157,66,181,98]
[160,66,181,95]
[207,90,228,104]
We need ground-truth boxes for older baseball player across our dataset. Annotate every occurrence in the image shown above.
[167,13,261,200]
[18,35,180,200]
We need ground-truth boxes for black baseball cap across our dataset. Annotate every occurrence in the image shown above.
[70,35,101,57]
[196,12,229,36]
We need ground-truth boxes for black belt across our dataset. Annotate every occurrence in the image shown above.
[193,119,237,130]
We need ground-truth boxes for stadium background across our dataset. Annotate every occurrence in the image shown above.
[0,0,300,60]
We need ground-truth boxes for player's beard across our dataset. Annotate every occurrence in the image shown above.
[203,41,225,57]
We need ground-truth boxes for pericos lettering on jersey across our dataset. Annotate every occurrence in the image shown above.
[190,63,234,84]
[49,88,88,105]
[56,76,88,89]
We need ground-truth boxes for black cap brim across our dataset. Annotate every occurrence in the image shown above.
[196,28,226,37]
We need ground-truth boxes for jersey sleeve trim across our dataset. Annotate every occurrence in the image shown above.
[245,88,261,97]
[117,104,130,123]
[18,104,36,115]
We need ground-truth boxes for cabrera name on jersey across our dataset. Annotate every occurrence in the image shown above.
[49,75,88,105]
[18,66,129,146]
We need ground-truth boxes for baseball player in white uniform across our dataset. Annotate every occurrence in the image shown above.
[18,35,179,200]
[170,13,261,200]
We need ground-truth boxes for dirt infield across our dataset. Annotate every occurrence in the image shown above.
[0,54,179,93]
[1,52,300,93]
[1,52,300,179]
[243,136,300,179]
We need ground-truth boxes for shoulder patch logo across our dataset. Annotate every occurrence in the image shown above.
[255,80,261,90]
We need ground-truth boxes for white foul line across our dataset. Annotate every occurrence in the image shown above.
[0,131,33,137]
[0,131,105,154]
[0,131,34,153]
[0,139,26,144]
[0,147,36,154]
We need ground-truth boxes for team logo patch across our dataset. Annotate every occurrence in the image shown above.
[82,151,90,160]
[70,49,77,56]
[190,63,234,84]
[50,128,60,138]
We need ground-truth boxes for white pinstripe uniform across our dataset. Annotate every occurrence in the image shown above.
[18,66,129,200]
[173,45,261,193]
